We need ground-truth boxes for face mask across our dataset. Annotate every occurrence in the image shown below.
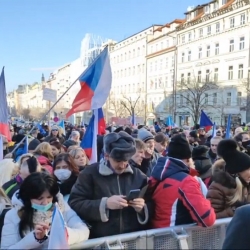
[242,140,250,148]
[32,202,53,212]
[54,169,71,181]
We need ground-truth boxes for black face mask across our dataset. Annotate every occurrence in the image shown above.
[242,140,250,148]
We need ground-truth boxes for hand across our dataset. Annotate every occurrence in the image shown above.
[34,223,49,240]
[106,195,128,210]
[129,198,145,213]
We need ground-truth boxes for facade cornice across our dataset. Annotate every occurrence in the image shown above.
[176,0,249,32]
[146,46,176,59]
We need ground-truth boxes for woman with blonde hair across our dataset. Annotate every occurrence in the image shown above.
[33,142,53,173]
[0,159,18,187]
[69,147,89,171]
[207,139,250,218]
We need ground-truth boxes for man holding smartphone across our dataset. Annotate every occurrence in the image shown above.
[69,131,149,239]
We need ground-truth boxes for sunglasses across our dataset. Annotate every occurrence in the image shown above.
[52,129,58,132]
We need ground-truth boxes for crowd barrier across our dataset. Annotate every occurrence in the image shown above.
[71,218,231,249]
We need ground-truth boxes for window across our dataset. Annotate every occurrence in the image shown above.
[237,92,242,106]
[214,68,218,82]
[124,53,127,60]
[206,45,210,57]
[205,5,210,14]
[206,69,210,82]
[159,60,162,70]
[207,25,211,35]
[198,71,202,83]
[165,76,168,87]
[216,22,220,33]
[166,40,169,47]
[241,14,246,25]
[213,93,217,105]
[137,65,141,73]
[227,92,232,106]
[133,66,135,75]
[240,37,245,50]
[205,94,208,104]
[215,43,219,55]
[238,64,243,79]
[188,51,191,61]
[198,47,202,59]
[180,95,183,105]
[187,73,191,84]
[142,64,145,73]
[222,0,227,4]
[188,32,192,41]
[120,54,123,62]
[181,73,185,84]
[165,58,169,68]
[155,61,157,70]
[161,42,163,50]
[128,67,131,75]
[150,63,152,72]
[228,66,233,80]
[199,28,203,38]
[137,48,140,56]
[171,56,174,67]
[230,17,235,28]
[133,49,135,57]
[229,39,234,52]
[156,44,158,51]
[214,1,218,10]
[182,35,185,44]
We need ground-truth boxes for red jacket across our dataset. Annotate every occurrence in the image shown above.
[149,157,216,228]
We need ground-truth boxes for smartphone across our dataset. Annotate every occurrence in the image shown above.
[127,189,141,201]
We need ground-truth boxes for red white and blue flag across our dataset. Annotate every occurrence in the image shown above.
[66,47,111,118]
[80,108,106,163]
[200,110,213,132]
[48,203,69,249]
[0,67,11,141]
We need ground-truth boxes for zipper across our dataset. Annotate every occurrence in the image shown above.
[117,175,122,233]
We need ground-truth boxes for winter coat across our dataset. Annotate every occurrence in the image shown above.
[57,173,78,196]
[35,155,53,174]
[148,157,216,228]
[2,175,22,199]
[44,135,65,144]
[207,159,250,219]
[1,192,89,249]
[222,205,250,249]
[68,159,149,239]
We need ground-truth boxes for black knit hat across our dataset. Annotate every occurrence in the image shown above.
[217,139,250,174]
[168,134,192,159]
[28,139,40,151]
[104,131,136,161]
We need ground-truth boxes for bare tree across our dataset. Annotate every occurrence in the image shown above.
[176,77,218,124]
[20,108,32,120]
[109,99,126,117]
[120,95,140,118]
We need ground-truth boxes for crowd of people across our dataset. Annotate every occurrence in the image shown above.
[0,121,250,248]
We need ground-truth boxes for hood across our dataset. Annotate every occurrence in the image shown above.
[36,155,51,165]
[211,159,236,189]
[151,157,190,181]
[11,190,65,211]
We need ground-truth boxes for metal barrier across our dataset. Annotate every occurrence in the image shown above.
[70,218,232,249]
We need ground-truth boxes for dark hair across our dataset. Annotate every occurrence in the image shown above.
[155,132,169,145]
[53,153,79,175]
[234,132,249,142]
[17,172,59,238]
[50,140,62,150]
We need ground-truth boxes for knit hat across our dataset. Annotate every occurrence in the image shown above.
[168,133,192,159]
[138,128,154,142]
[217,139,250,174]
[28,139,40,151]
[192,145,209,159]
[192,145,211,175]
[51,125,59,131]
[189,130,199,139]
[103,131,136,161]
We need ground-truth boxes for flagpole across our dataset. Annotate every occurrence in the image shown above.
[10,46,109,154]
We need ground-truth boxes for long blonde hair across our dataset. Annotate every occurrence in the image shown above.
[33,142,54,161]
[0,187,12,214]
[69,148,90,166]
[0,159,19,186]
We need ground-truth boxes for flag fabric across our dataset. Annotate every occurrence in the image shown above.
[37,123,46,136]
[48,203,69,249]
[200,110,213,132]
[212,123,217,138]
[66,47,112,118]
[0,136,3,160]
[225,114,232,139]
[0,67,11,141]
[166,116,175,128]
[131,113,136,126]
[58,120,66,135]
[80,108,106,163]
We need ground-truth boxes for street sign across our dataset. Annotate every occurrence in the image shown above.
[43,88,57,103]
[54,117,59,122]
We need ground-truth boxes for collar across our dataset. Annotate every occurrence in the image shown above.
[99,159,133,176]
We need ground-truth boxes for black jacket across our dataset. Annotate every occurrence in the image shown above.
[222,205,250,249]
[68,160,148,238]
[57,173,78,196]
[2,177,22,199]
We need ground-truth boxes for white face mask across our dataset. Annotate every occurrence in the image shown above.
[54,169,71,181]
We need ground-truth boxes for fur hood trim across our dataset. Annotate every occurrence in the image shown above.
[212,159,236,189]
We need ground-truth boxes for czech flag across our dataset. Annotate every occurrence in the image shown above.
[0,67,11,141]
[200,110,213,132]
[48,203,69,249]
[80,108,106,163]
[66,47,112,118]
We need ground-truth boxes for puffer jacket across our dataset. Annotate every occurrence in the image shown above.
[207,159,250,219]
[35,155,53,174]
[148,157,215,228]
[69,160,149,239]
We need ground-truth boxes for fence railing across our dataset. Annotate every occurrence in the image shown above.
[70,218,231,249]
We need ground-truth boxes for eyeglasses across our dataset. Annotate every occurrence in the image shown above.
[52,129,58,132]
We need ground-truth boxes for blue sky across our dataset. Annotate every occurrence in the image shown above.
[0,0,202,92]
